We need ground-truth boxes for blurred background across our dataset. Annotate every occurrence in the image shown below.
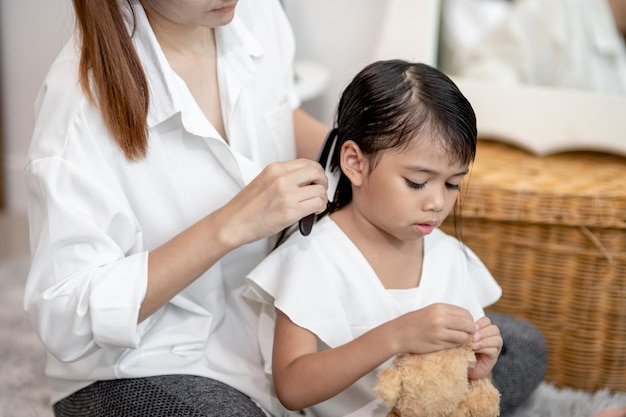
[0,1,625,414]
[1,0,72,214]
[1,0,625,213]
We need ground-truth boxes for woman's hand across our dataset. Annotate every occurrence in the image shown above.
[141,158,327,322]
[468,316,502,380]
[219,158,328,246]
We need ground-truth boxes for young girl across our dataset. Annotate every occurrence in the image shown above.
[246,60,504,417]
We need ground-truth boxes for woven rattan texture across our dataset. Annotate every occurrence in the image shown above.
[441,140,626,392]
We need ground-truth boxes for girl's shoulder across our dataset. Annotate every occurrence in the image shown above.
[427,228,486,267]
[426,228,465,252]
[253,216,358,283]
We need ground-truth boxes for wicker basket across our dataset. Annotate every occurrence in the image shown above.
[440,140,626,392]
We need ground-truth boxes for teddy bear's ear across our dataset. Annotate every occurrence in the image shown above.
[373,366,402,407]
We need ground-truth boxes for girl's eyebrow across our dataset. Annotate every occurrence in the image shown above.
[407,166,469,177]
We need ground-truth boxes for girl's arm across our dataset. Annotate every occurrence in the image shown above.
[272,303,477,411]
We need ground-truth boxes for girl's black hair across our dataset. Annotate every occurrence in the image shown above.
[275,60,477,247]
[325,59,477,215]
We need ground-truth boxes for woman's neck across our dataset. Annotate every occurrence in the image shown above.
[141,2,227,139]
[142,3,215,58]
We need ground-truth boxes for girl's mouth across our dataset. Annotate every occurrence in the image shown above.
[212,3,237,14]
[414,223,436,235]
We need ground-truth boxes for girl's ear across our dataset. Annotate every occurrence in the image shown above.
[340,140,368,187]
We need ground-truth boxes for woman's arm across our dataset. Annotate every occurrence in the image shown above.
[141,158,328,321]
[25,155,329,362]
[272,303,477,411]
[293,108,328,161]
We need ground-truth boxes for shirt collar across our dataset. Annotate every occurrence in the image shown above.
[123,0,265,132]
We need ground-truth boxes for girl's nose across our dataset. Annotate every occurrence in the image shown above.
[423,186,445,212]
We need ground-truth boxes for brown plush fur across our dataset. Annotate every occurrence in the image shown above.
[374,340,500,417]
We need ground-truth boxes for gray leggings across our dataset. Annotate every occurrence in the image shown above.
[53,374,266,417]
[54,313,546,417]
[488,312,548,417]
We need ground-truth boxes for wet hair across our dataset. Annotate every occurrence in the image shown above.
[73,0,149,161]
[326,59,477,214]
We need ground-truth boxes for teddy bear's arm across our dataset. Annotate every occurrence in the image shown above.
[373,366,403,407]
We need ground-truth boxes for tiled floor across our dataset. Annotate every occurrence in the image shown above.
[0,210,30,261]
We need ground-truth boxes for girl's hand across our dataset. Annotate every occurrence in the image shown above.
[219,158,328,246]
[389,303,476,355]
[468,316,503,380]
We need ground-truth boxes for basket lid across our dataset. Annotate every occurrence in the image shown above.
[459,140,626,228]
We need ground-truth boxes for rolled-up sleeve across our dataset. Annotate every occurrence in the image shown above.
[24,155,147,362]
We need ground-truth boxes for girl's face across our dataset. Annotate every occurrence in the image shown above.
[141,0,238,28]
[351,136,468,243]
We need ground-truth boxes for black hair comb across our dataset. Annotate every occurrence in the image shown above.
[298,128,339,236]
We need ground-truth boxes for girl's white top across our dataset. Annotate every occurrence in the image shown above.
[24,0,298,411]
[246,216,502,417]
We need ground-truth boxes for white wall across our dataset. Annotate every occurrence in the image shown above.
[284,0,440,126]
[1,0,73,212]
[283,0,387,126]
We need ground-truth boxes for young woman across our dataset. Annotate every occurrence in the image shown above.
[23,0,328,416]
[247,60,503,417]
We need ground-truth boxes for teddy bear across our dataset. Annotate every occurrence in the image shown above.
[373,339,501,417]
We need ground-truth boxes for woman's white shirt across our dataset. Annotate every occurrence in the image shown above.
[24,0,298,410]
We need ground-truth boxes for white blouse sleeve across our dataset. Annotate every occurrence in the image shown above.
[25,96,148,362]
[463,243,502,309]
[247,235,355,350]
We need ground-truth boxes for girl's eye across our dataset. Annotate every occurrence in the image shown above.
[405,179,425,190]
[405,179,461,191]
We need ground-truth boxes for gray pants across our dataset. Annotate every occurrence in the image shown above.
[54,313,547,417]
[489,312,548,417]
[53,375,266,417]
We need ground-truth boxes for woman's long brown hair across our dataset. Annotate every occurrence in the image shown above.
[73,0,149,161]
